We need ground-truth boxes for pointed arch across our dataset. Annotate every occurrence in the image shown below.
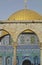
[0,29,11,45]
[17,29,39,45]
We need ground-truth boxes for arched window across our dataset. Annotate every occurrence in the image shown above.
[5,56,12,65]
[22,59,31,65]
[0,29,11,45]
[16,56,19,65]
[34,56,39,65]
[18,29,39,45]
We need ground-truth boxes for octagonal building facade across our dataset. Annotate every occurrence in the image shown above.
[0,9,42,65]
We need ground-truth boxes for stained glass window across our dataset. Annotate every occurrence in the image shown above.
[6,56,12,65]
[16,56,19,65]
[1,35,10,45]
[31,36,35,44]
[20,35,25,44]
[34,56,39,65]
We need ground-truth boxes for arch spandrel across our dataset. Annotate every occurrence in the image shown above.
[15,28,40,42]
[6,27,41,44]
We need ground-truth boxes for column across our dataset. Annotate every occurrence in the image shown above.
[40,42,42,65]
[40,48,42,65]
[13,46,17,65]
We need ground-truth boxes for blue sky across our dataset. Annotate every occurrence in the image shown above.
[0,0,42,20]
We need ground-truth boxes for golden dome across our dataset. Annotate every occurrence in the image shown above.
[8,9,42,21]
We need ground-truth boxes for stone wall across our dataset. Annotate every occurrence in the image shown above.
[0,22,42,43]
[0,21,42,65]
